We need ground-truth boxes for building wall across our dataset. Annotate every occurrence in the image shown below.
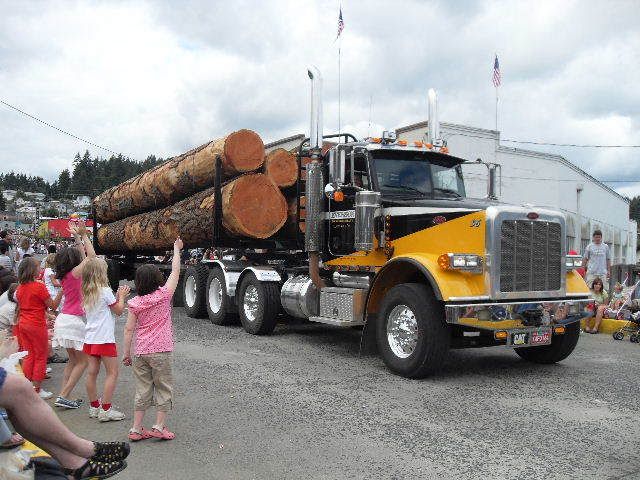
[396,122,637,265]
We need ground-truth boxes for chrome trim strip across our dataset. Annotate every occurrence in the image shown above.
[448,296,491,301]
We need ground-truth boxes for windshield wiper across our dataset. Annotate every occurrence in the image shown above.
[433,187,461,198]
[382,184,428,196]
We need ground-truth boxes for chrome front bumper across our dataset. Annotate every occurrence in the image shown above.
[445,298,592,330]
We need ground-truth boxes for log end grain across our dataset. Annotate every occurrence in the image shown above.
[224,129,265,173]
[223,174,287,239]
[265,148,298,188]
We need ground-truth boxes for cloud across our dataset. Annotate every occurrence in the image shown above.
[0,0,639,199]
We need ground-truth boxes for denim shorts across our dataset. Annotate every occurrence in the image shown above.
[0,367,6,392]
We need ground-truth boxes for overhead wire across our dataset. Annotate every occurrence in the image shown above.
[0,99,122,156]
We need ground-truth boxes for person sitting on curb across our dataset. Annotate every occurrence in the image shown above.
[584,277,609,334]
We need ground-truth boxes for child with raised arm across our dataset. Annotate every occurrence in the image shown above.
[53,220,95,409]
[123,237,183,441]
[81,257,130,422]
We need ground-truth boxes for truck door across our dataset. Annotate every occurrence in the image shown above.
[327,152,371,256]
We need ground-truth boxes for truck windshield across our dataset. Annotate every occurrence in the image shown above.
[372,151,466,198]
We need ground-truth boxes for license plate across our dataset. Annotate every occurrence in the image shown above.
[531,331,551,345]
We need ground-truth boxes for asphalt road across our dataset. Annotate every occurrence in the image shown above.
[46,309,640,480]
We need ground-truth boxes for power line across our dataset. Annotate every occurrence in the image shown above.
[442,131,640,148]
[0,99,121,155]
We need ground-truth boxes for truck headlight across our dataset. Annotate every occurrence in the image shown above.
[565,254,582,270]
[438,253,483,273]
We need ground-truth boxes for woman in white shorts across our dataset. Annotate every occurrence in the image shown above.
[52,222,95,409]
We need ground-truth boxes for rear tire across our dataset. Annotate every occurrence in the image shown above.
[237,273,280,335]
[515,321,580,364]
[376,283,450,378]
[106,259,120,292]
[172,272,185,307]
[206,268,236,325]
[183,264,208,318]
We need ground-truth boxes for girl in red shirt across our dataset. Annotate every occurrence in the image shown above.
[15,257,62,398]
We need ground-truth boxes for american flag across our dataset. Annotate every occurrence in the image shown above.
[336,7,344,40]
[493,55,501,87]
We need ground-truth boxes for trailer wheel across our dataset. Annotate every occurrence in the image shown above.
[238,273,280,335]
[206,268,236,325]
[515,321,580,364]
[106,260,120,292]
[183,264,208,318]
[376,283,449,378]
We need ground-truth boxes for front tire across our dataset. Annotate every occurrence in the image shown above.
[515,321,580,364]
[376,283,450,378]
[183,264,208,318]
[206,268,236,325]
[237,273,280,335]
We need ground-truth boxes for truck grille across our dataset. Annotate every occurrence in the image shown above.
[499,220,562,293]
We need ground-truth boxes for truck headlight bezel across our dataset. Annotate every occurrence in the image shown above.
[439,253,484,273]
[565,254,583,270]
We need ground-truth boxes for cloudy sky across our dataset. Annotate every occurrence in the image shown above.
[1,1,639,195]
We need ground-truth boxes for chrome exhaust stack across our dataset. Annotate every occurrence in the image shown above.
[427,88,442,147]
[308,66,323,156]
[306,66,325,288]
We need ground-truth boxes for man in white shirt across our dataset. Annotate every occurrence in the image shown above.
[582,230,611,287]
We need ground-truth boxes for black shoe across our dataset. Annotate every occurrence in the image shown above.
[64,459,127,479]
[92,441,130,463]
[47,353,68,364]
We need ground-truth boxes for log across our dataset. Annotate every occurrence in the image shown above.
[94,129,265,223]
[96,174,287,252]
[264,148,298,188]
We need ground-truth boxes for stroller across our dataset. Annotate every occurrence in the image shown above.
[611,279,640,342]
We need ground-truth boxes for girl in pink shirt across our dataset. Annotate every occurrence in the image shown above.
[52,221,95,409]
[123,237,182,441]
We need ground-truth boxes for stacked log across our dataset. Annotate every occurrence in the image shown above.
[97,174,287,252]
[94,129,265,223]
[264,148,298,188]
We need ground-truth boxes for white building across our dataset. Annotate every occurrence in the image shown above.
[266,123,637,265]
[24,191,46,201]
[73,195,91,208]
[1,190,16,201]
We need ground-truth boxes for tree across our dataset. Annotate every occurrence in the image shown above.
[0,191,5,211]
[42,207,59,218]
[57,169,71,197]
[630,196,640,224]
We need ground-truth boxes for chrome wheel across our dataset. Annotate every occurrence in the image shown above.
[386,304,419,359]
[208,278,223,314]
[243,285,260,322]
[185,275,197,308]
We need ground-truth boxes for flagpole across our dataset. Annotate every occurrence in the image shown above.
[495,85,498,132]
[338,43,341,134]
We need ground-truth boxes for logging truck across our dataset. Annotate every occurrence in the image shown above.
[96,66,592,378]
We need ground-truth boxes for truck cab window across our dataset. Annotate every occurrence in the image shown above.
[346,155,370,189]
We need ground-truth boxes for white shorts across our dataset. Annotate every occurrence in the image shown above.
[52,313,86,351]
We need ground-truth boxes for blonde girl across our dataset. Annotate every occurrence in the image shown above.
[43,254,61,300]
[81,257,130,421]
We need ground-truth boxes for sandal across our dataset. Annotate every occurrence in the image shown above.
[63,459,127,479]
[128,427,153,442]
[150,425,175,440]
[93,441,130,462]
[0,433,24,449]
